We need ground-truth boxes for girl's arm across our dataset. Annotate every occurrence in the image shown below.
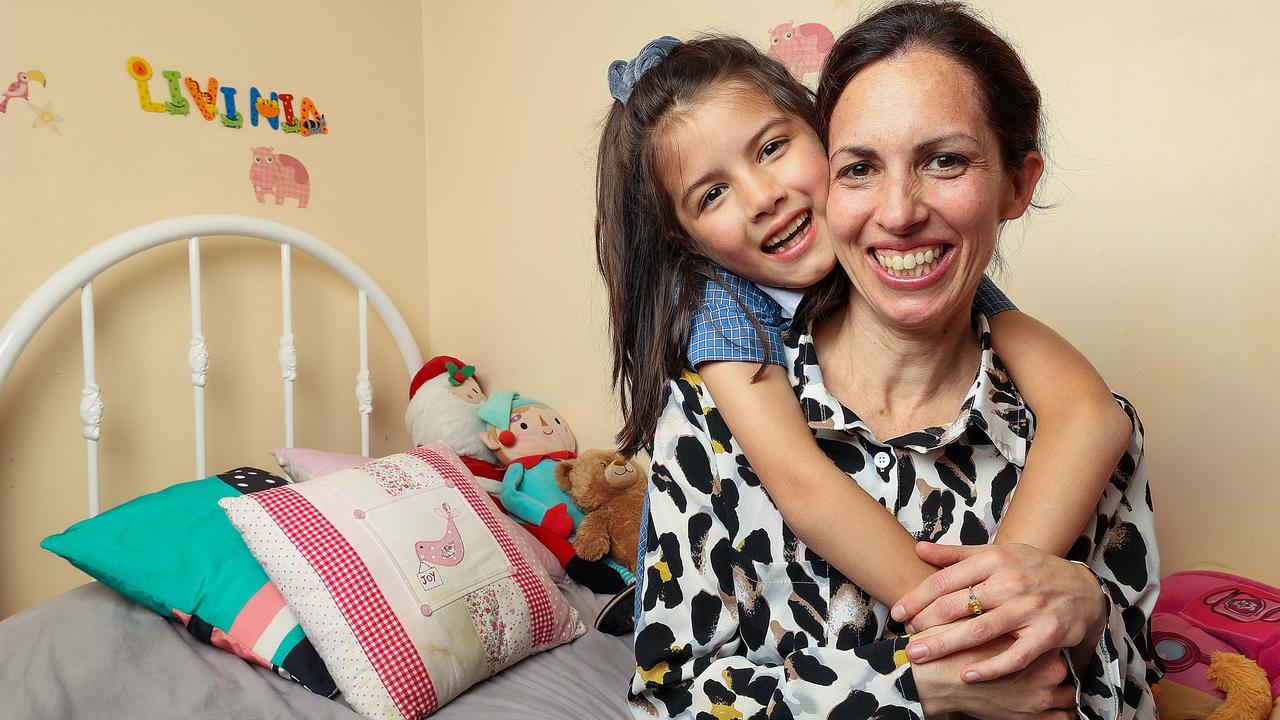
[985,310,1132,556]
[699,361,935,607]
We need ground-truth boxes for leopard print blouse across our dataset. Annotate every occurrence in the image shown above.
[630,315,1160,719]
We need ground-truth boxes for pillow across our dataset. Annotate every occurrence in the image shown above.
[221,444,585,719]
[271,447,368,484]
[40,467,336,696]
[271,446,568,583]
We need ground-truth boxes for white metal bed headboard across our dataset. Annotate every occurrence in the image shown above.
[0,214,424,517]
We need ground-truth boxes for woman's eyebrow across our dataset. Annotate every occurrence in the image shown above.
[915,132,980,153]
[830,145,878,162]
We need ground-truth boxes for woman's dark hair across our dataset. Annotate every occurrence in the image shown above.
[595,36,814,456]
[796,0,1045,331]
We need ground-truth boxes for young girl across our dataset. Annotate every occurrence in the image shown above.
[596,35,1131,679]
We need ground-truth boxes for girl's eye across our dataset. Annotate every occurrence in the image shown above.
[760,138,788,161]
[700,185,727,208]
[519,422,528,430]
[554,418,561,425]
[927,154,968,174]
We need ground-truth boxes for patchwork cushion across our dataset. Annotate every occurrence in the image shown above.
[221,443,584,719]
[270,446,567,582]
[40,467,336,696]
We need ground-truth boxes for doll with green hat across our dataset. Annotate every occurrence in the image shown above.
[477,391,584,538]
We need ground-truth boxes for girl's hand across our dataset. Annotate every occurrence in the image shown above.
[891,542,1107,683]
[911,623,1076,719]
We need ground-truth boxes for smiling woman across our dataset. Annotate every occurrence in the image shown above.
[626,3,1161,719]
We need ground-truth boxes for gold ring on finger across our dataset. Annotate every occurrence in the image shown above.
[967,586,983,616]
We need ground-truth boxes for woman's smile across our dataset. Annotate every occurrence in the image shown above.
[866,242,957,289]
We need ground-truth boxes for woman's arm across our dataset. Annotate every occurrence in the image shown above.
[893,400,1160,718]
[986,310,1132,556]
[699,360,936,605]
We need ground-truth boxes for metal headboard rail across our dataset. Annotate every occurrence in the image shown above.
[0,214,424,516]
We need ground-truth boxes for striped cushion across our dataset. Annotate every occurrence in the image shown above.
[220,443,584,719]
[40,467,336,695]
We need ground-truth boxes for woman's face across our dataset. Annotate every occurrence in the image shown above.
[659,85,836,289]
[825,48,1041,331]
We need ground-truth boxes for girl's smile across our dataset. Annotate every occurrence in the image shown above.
[659,86,835,289]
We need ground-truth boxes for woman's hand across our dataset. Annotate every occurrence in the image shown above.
[911,623,1076,719]
[891,542,1107,683]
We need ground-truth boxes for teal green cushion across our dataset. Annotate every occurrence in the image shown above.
[40,467,335,695]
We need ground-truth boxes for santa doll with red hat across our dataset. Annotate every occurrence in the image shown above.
[404,355,505,494]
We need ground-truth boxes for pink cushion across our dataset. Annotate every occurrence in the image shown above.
[270,447,566,582]
[224,444,584,719]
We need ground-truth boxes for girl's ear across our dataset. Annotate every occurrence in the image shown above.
[1000,151,1045,221]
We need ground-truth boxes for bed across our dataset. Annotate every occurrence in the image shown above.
[0,215,635,719]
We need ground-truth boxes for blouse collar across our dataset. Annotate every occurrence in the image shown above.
[787,313,1032,466]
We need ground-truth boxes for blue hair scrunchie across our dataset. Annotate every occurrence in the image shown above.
[607,35,682,104]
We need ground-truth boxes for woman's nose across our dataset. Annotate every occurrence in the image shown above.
[875,174,928,235]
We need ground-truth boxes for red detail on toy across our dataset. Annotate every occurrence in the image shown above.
[461,456,504,483]
[540,503,573,539]
[1154,569,1280,699]
[498,430,517,447]
[452,372,466,383]
[409,355,466,399]
[506,450,576,470]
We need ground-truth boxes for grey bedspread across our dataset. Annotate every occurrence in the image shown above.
[0,582,634,719]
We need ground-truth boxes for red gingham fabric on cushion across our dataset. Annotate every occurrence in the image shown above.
[255,487,437,719]
[220,443,584,720]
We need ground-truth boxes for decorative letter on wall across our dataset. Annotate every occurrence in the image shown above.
[184,76,220,121]
[161,70,189,115]
[126,57,166,113]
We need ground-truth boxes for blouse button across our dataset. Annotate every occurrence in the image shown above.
[873,451,893,469]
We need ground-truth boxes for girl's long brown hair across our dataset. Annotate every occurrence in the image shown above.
[595,36,815,456]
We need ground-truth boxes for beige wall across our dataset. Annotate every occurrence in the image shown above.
[3,0,1276,619]
[0,0,429,617]
[423,1,1280,585]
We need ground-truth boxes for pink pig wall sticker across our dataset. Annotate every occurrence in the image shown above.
[768,21,836,81]
[249,146,310,209]
[416,502,466,569]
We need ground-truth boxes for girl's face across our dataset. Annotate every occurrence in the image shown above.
[658,85,835,289]
[825,48,1041,331]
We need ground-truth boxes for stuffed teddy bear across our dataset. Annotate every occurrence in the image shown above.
[555,449,644,573]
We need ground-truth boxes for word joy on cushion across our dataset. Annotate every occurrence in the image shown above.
[221,443,585,720]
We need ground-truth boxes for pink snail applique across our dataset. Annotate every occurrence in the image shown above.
[416,502,466,568]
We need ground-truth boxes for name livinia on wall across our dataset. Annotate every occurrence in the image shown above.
[126,56,328,137]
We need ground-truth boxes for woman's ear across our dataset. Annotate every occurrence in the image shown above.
[1000,151,1045,221]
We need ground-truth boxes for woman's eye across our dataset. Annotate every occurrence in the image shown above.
[760,138,787,160]
[700,185,727,208]
[927,154,968,174]
[839,162,875,180]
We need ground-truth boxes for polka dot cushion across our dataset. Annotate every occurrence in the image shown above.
[221,442,585,720]
[40,467,337,696]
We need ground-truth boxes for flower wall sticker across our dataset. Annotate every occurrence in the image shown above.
[29,101,64,133]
